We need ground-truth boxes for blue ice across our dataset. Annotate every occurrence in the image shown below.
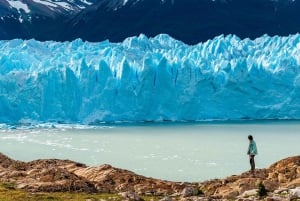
[1,34,300,124]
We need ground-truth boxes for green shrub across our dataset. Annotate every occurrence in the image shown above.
[194,188,204,196]
[257,182,268,197]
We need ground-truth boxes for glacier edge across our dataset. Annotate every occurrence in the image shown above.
[1,33,300,124]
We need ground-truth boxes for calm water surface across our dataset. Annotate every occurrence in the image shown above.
[0,121,299,182]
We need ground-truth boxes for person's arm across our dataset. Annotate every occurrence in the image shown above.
[252,142,258,155]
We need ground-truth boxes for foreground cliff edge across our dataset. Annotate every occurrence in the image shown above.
[0,153,300,200]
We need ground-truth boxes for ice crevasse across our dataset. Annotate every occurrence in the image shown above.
[1,33,300,124]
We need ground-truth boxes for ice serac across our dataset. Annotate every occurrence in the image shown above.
[1,34,300,124]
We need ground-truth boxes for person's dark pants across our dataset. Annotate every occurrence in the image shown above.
[249,155,255,171]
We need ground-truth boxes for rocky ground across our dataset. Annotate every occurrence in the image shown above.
[0,152,300,200]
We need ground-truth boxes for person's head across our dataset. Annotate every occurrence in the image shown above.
[248,135,253,141]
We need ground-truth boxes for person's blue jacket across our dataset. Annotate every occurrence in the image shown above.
[247,140,258,155]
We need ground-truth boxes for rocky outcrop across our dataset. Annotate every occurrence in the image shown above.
[0,153,187,196]
[0,153,96,193]
[0,152,300,200]
[199,156,300,199]
[70,164,187,195]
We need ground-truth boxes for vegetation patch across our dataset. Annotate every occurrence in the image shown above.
[257,182,268,197]
[1,182,15,190]
[0,183,167,201]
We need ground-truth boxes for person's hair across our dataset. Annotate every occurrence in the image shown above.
[248,135,253,140]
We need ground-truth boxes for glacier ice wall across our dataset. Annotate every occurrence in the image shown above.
[1,34,300,124]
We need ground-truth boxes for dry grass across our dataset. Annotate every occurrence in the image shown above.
[0,182,162,201]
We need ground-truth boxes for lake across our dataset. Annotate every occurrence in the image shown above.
[0,121,299,182]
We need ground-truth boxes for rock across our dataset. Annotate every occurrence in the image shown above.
[119,191,144,201]
[72,164,186,195]
[219,188,239,199]
[16,183,28,189]
[8,170,27,178]
[159,196,173,201]
[170,192,181,197]
[285,177,300,188]
[289,187,300,199]
[179,196,210,201]
[181,187,195,197]
[262,180,279,192]
[274,188,289,194]
[0,153,15,168]
[265,195,284,201]
[238,189,257,198]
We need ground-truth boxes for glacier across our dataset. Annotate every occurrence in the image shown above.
[1,33,300,124]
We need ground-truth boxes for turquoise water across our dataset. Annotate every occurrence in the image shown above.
[0,121,299,182]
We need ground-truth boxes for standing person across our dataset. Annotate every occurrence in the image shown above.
[247,135,258,174]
